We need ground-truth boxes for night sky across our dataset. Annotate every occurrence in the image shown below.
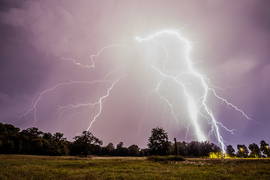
[0,0,270,149]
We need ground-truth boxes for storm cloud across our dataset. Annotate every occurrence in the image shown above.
[1,0,270,148]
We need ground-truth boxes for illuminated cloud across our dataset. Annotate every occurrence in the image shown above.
[0,0,270,148]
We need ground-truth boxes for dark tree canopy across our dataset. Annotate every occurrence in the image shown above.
[2,123,268,158]
[128,144,140,156]
[237,144,249,158]
[71,131,102,157]
[0,123,21,154]
[249,143,261,158]
[116,142,128,156]
[147,127,170,156]
[260,140,270,157]
[52,132,66,142]
[0,123,70,156]
[101,143,116,156]
[226,145,235,157]
[176,141,188,156]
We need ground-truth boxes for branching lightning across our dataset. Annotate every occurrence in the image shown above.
[135,30,250,153]
[19,29,250,153]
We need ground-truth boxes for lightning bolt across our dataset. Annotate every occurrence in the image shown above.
[18,80,110,122]
[135,30,250,153]
[19,66,125,133]
[19,29,250,154]
[19,39,126,131]
[86,74,124,131]
[62,43,126,68]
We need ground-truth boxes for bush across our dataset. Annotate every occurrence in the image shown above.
[209,152,223,158]
[147,155,185,162]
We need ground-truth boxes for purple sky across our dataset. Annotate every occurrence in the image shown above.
[0,0,270,149]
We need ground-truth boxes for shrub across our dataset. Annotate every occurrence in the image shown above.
[147,155,185,162]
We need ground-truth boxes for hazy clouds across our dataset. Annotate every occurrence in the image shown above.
[1,0,270,147]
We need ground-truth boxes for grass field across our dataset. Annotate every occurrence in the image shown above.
[1,155,270,179]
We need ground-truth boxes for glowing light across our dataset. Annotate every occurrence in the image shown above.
[19,29,250,153]
[134,30,250,153]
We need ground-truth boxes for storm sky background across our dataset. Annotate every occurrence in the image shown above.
[0,0,270,149]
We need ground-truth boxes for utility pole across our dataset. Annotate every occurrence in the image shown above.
[174,138,178,155]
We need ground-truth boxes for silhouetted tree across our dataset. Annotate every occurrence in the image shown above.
[20,127,44,155]
[52,132,66,142]
[40,131,69,156]
[200,141,221,157]
[140,148,148,157]
[106,143,116,156]
[21,127,43,138]
[260,140,270,157]
[71,131,102,157]
[178,141,188,156]
[117,142,124,149]
[226,145,235,157]
[92,144,102,155]
[249,143,261,158]
[116,142,128,156]
[172,141,221,158]
[187,141,200,157]
[147,127,170,156]
[43,132,52,140]
[100,146,109,155]
[0,123,21,154]
[236,144,249,158]
[128,144,140,156]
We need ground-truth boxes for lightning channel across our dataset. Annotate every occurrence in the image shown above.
[18,29,250,154]
[135,29,250,153]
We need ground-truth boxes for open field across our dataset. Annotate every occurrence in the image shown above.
[0,155,270,179]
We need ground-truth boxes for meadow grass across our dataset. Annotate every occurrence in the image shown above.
[0,155,270,179]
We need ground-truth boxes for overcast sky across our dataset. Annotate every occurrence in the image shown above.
[0,0,270,149]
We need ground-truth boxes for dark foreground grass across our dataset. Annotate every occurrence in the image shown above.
[0,155,270,179]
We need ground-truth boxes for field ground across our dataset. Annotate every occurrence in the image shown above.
[1,155,270,179]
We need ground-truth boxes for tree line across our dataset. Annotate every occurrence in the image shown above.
[0,123,269,158]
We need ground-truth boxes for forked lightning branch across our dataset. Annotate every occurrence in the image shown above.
[20,29,250,153]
